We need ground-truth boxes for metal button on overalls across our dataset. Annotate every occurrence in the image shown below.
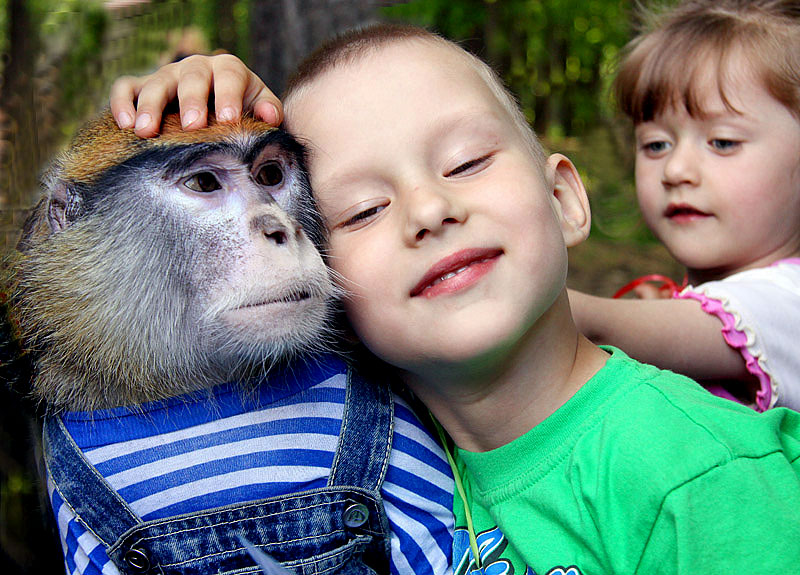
[343,503,369,528]
[124,547,150,572]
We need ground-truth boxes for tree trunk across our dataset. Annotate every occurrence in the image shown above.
[1,0,40,209]
[248,0,382,97]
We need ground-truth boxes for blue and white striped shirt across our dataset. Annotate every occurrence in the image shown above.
[48,358,454,575]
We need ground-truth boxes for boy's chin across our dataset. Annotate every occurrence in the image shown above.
[402,329,532,378]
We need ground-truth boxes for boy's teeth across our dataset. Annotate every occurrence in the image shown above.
[432,265,470,286]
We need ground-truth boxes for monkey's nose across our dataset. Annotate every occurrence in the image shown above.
[251,213,294,246]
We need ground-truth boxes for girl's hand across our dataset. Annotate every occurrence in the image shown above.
[109,54,283,138]
[632,283,675,299]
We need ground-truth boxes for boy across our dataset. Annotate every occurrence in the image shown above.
[112,23,800,573]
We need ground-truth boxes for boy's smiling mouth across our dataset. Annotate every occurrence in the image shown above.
[411,248,503,298]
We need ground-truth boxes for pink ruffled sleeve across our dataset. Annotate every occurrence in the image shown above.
[674,259,800,412]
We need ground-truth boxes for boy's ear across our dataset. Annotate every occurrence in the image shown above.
[545,154,591,248]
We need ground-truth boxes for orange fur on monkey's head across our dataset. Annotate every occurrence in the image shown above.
[60,111,278,185]
[7,109,331,411]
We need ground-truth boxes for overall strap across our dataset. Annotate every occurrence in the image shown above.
[43,415,140,547]
[328,365,393,491]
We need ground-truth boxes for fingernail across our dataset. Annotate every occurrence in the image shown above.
[268,104,280,125]
[134,113,152,131]
[182,109,200,128]
[218,107,236,122]
[117,112,133,128]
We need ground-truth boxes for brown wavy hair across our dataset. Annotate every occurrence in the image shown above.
[615,0,800,123]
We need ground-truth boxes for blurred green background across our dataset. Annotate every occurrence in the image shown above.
[0,1,680,572]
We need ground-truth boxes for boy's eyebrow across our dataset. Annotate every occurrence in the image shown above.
[313,108,505,195]
[425,108,505,139]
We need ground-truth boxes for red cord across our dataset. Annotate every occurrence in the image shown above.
[612,274,686,299]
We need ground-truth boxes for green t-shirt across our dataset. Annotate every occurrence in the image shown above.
[452,347,800,574]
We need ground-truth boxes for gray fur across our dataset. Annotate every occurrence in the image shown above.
[6,114,337,412]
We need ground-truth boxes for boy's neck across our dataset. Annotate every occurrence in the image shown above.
[406,292,609,452]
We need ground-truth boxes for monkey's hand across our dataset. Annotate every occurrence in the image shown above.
[110,54,282,138]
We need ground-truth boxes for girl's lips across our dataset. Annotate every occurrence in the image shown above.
[410,248,502,298]
[664,203,711,220]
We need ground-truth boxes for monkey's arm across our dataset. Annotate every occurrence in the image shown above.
[568,288,750,382]
[109,54,281,137]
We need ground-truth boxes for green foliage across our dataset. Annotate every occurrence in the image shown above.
[383,0,668,284]
[384,0,631,138]
[40,1,108,128]
[188,0,250,57]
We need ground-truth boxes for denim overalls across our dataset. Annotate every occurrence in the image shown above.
[44,367,394,575]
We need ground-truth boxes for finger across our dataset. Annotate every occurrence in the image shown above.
[209,54,283,125]
[658,285,676,299]
[209,54,249,123]
[109,75,144,129]
[632,283,663,300]
[174,55,214,130]
[243,77,283,125]
[249,87,283,126]
[131,65,181,138]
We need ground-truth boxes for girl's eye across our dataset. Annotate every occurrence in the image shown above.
[710,139,739,153]
[446,154,491,177]
[340,204,386,228]
[255,161,284,186]
[184,172,222,193]
[641,141,671,155]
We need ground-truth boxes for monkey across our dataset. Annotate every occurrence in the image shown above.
[0,110,452,575]
[5,110,335,412]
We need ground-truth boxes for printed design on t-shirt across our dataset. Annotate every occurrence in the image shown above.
[453,526,583,575]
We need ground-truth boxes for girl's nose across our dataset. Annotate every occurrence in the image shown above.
[662,141,700,187]
[403,184,467,244]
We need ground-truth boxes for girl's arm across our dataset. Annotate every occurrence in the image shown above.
[109,54,280,138]
[568,289,750,381]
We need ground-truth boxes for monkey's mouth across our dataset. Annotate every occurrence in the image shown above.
[238,290,312,309]
[271,290,311,304]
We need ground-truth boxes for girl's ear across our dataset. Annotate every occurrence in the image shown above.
[545,153,591,248]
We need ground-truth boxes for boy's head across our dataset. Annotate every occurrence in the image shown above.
[615,0,800,123]
[284,24,546,166]
[281,24,591,382]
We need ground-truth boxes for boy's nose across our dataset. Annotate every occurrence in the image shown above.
[403,185,467,244]
[662,142,700,188]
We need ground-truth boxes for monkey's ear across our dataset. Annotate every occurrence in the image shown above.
[47,180,84,234]
[17,181,84,252]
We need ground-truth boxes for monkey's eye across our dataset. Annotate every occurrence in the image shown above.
[184,172,222,193]
[255,162,284,187]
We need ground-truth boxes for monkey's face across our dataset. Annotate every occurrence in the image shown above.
[13,114,335,408]
[139,132,334,358]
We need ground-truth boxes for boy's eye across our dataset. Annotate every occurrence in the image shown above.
[184,171,222,193]
[710,139,740,153]
[446,154,491,177]
[340,204,386,229]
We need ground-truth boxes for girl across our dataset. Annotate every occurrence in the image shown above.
[569,0,800,412]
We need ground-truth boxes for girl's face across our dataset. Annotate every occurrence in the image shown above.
[634,55,800,284]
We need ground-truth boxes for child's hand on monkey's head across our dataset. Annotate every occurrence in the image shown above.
[110,54,282,138]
